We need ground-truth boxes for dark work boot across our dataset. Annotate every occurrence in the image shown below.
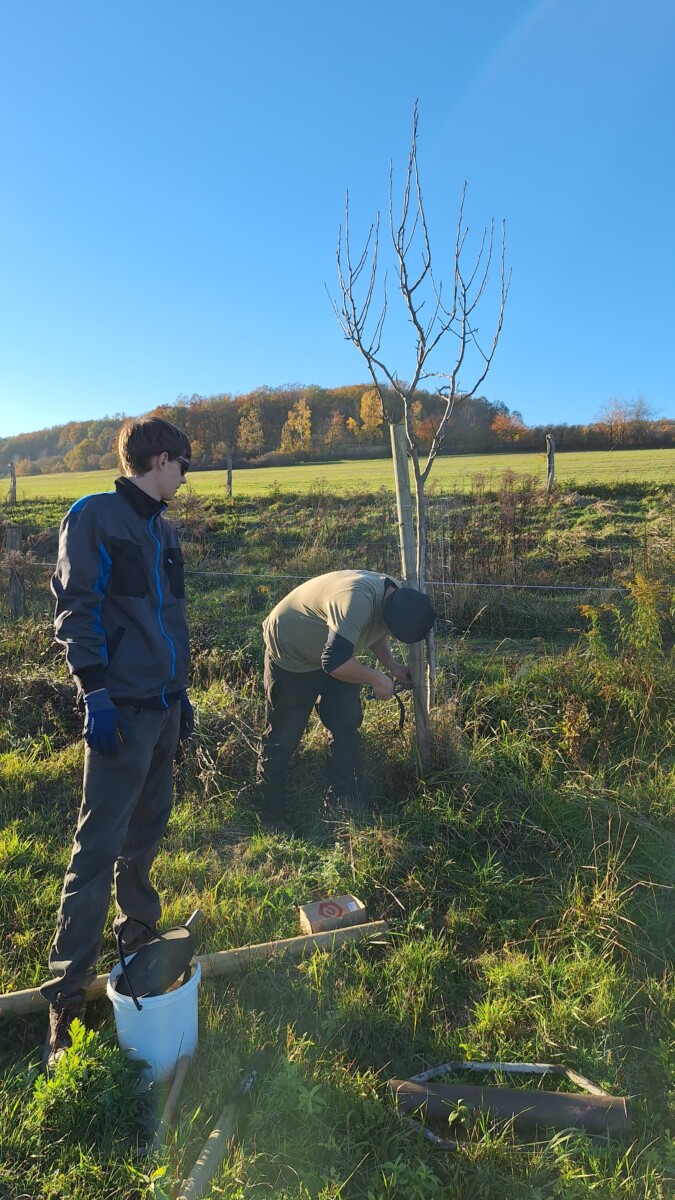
[117,919,158,955]
[244,782,293,833]
[323,786,361,820]
[237,777,293,835]
[255,798,293,834]
[42,991,87,1074]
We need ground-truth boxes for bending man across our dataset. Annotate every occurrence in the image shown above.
[256,569,436,826]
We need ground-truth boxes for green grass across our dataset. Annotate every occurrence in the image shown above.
[6,446,675,501]
[0,489,674,1198]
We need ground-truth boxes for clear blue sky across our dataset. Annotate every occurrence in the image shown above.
[0,0,673,438]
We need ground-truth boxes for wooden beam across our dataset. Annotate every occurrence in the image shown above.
[0,920,389,1017]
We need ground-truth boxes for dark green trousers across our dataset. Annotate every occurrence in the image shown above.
[257,653,363,808]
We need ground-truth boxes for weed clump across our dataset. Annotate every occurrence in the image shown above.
[29,1020,148,1147]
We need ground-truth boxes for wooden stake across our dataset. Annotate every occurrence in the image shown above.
[175,1101,237,1200]
[389,419,431,769]
[151,1053,193,1151]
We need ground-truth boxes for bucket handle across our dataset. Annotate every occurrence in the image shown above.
[116,920,156,1011]
[115,911,202,1011]
[115,919,192,1012]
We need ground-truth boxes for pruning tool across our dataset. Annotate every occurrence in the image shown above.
[392,678,413,731]
[364,676,412,732]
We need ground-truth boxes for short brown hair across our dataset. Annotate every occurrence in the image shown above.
[118,418,191,475]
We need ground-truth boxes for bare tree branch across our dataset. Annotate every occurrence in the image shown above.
[328,103,510,746]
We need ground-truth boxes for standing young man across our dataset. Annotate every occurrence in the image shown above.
[41,417,193,1071]
[256,569,436,826]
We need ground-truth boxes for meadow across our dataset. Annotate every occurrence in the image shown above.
[7,446,675,502]
[0,470,674,1199]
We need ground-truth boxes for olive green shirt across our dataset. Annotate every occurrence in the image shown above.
[263,570,392,673]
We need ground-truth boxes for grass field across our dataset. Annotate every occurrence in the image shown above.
[0,485,674,1199]
[6,446,675,502]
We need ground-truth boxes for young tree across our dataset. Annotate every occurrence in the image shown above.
[358,387,385,441]
[593,396,654,448]
[322,408,348,456]
[491,410,525,443]
[63,437,102,472]
[237,400,266,458]
[345,388,385,443]
[207,393,240,492]
[329,104,510,766]
[279,396,312,454]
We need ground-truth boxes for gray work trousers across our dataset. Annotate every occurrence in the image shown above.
[41,702,181,1004]
[257,652,363,805]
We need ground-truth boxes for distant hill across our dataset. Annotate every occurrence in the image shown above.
[2,384,674,476]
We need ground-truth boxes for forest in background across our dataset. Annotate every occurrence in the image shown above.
[2,384,672,476]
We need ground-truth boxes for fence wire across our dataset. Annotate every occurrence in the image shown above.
[2,488,673,640]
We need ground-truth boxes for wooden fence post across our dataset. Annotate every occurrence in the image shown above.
[546,433,555,496]
[389,420,431,769]
[389,422,417,583]
[226,453,233,499]
[5,524,26,618]
[8,461,16,507]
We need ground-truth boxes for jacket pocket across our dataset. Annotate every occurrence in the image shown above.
[164,547,185,599]
[109,538,148,598]
[106,624,126,664]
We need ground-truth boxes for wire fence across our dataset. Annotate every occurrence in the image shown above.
[2,488,674,641]
[0,561,644,646]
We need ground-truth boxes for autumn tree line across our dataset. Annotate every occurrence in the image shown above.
[1,386,670,476]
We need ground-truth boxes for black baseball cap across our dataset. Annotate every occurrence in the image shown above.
[382,587,436,643]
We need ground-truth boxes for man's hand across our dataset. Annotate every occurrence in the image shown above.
[390,663,413,687]
[179,688,195,741]
[83,688,125,755]
[371,672,395,701]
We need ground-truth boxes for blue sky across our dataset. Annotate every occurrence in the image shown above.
[0,0,673,438]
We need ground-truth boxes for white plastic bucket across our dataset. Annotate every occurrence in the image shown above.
[107,957,201,1081]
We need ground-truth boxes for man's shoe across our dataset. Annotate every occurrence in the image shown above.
[118,923,158,955]
[241,783,293,833]
[323,788,361,820]
[255,803,293,834]
[42,991,86,1074]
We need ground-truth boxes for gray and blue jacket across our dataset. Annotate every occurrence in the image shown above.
[52,476,190,706]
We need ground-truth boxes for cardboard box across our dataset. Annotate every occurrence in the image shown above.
[298,894,367,935]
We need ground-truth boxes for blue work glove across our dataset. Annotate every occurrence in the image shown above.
[83,688,126,755]
[179,688,194,741]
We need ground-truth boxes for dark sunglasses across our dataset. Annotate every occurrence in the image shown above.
[172,455,191,475]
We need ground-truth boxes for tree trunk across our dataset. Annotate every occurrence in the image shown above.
[6,525,25,619]
[389,422,431,770]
